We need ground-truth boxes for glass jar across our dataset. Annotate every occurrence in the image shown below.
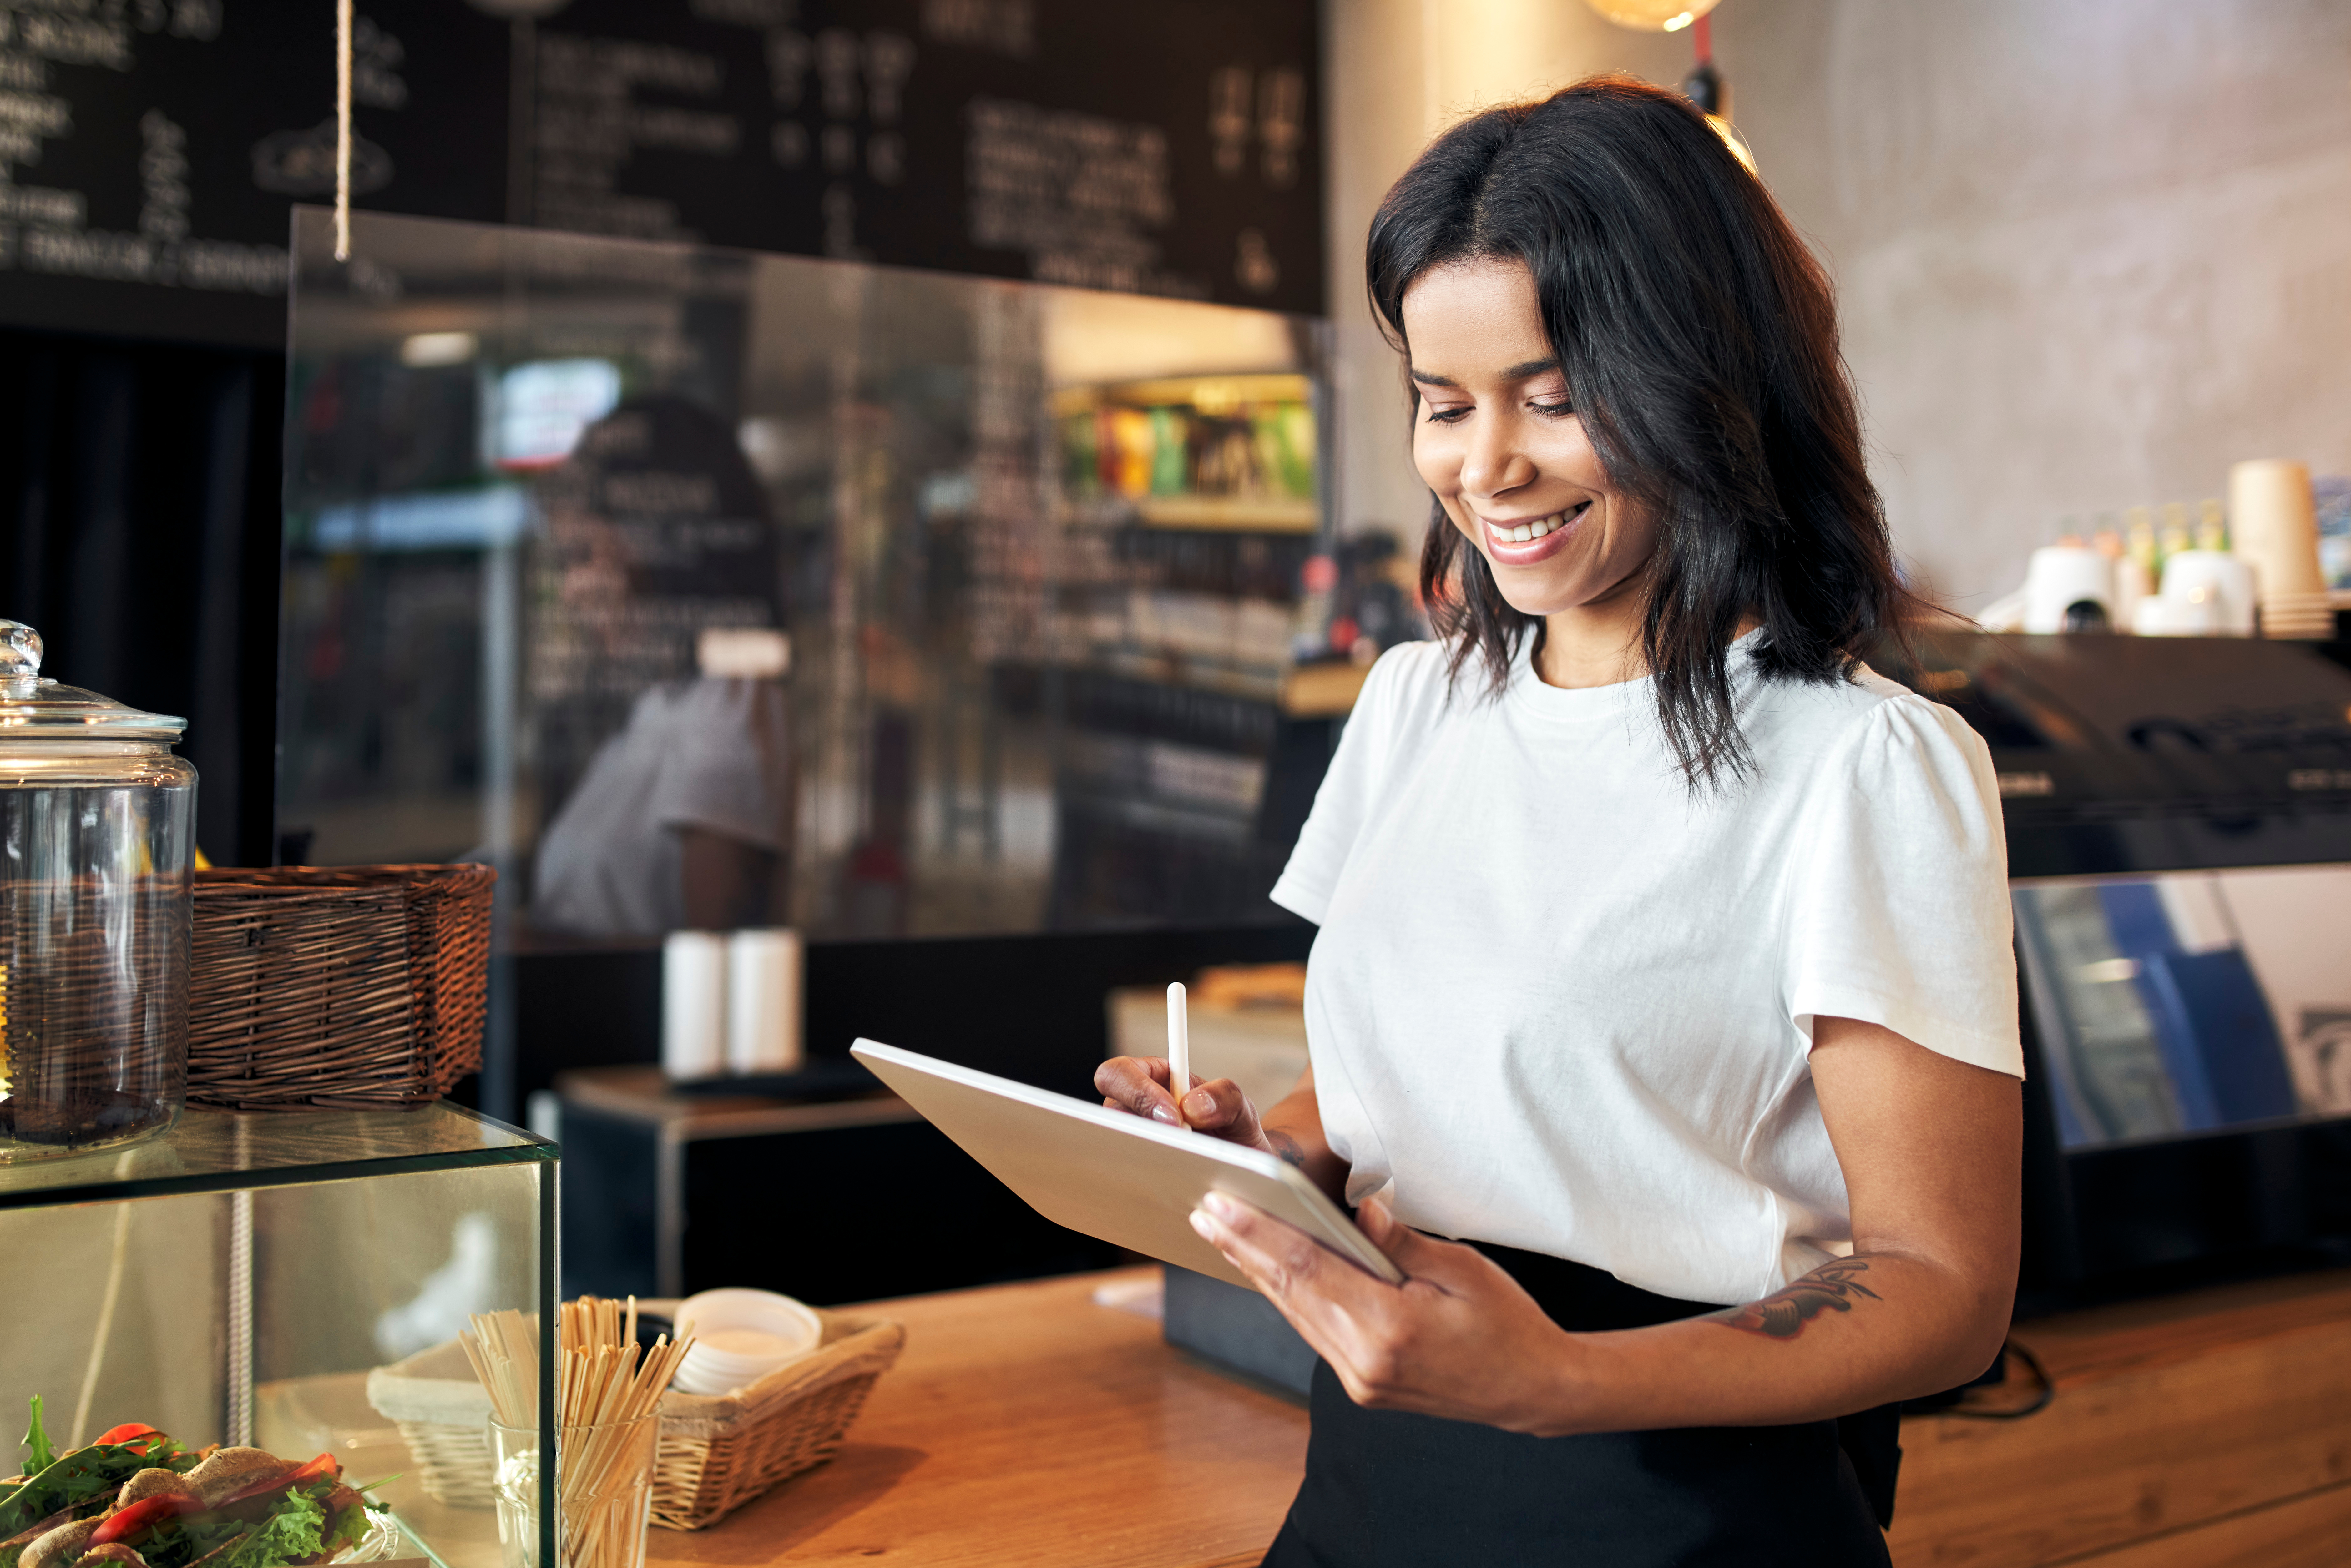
[0,620,196,1159]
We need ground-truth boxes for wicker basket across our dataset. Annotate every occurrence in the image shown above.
[187,864,495,1110]
[650,1309,907,1530]
[361,1309,905,1529]
[365,1339,498,1507]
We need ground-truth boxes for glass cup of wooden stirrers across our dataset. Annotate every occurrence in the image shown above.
[490,1412,660,1568]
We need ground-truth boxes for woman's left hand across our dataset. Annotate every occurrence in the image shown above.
[1189,1192,1593,1435]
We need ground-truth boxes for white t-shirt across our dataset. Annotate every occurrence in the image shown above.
[1270,634,2022,1307]
[533,678,791,937]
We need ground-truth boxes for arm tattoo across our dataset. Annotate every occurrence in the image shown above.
[1712,1258,1881,1340]
[1264,1129,1310,1171]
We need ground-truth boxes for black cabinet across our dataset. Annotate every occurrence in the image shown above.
[553,1066,1117,1304]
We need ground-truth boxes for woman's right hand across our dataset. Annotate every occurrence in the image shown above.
[1095,1056,1272,1153]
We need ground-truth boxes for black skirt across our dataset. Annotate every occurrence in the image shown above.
[1259,1242,1898,1568]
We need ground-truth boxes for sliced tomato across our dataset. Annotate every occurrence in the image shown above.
[92,1425,164,1449]
[215,1454,340,1511]
[88,1494,204,1547]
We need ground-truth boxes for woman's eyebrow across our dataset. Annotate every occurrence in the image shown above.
[1408,358,1562,387]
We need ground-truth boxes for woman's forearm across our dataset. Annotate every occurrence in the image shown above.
[1528,1248,2010,1436]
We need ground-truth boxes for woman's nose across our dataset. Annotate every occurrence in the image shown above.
[1459,413,1534,502]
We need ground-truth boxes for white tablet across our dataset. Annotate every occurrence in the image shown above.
[850,1038,1403,1290]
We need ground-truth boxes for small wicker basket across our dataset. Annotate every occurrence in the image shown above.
[650,1310,907,1530]
[362,1309,906,1528]
[365,1339,498,1507]
[187,864,494,1110]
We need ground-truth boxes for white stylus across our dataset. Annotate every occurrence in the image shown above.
[1166,980,1191,1130]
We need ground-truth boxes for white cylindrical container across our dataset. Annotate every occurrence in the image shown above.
[2229,459,2333,637]
[661,931,731,1081]
[2158,550,2257,636]
[2133,595,2209,637]
[726,927,804,1075]
[2022,546,2116,633]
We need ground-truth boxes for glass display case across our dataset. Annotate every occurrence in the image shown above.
[278,206,1344,948]
[0,1103,556,1568]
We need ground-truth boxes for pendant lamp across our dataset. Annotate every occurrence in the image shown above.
[1584,0,1720,32]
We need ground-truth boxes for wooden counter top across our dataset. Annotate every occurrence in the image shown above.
[643,1269,1307,1567]
[1889,1267,2351,1566]
[645,1263,2351,1567]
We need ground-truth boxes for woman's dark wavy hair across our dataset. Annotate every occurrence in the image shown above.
[1368,75,1916,789]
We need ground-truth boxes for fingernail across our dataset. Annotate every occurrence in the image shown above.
[1181,1091,1206,1118]
[1150,1104,1178,1125]
[1189,1209,1216,1239]
[1202,1191,1239,1220]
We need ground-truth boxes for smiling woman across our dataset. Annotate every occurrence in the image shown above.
[1096,75,2023,1568]
[1371,74,1908,787]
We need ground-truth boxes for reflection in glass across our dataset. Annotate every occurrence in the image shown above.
[2014,865,2351,1148]
[280,210,1339,947]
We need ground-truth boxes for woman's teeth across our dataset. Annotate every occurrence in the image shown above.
[1496,514,1564,543]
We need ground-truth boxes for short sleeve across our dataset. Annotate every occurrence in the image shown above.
[648,680,791,849]
[1268,643,1430,925]
[1782,694,2024,1077]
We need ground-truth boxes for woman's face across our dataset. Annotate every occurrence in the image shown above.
[1403,257,1656,619]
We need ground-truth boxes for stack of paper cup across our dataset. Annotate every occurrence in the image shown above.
[2229,460,2334,638]
[726,928,804,1075]
[662,931,730,1081]
[671,1288,823,1396]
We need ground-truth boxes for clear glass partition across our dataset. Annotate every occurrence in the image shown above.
[281,207,1342,946]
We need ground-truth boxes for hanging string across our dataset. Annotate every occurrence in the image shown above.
[335,0,353,261]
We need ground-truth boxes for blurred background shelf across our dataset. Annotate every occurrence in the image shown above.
[1129,496,1321,532]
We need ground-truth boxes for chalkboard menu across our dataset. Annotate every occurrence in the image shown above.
[0,0,1323,348]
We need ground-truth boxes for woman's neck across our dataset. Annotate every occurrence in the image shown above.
[1533,601,1763,690]
[1535,596,1650,689]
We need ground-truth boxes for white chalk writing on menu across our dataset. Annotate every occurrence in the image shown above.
[0,0,290,295]
[535,32,736,241]
[0,0,1322,345]
[965,97,1199,300]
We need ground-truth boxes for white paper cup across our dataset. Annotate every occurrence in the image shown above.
[661,932,730,1081]
[725,928,804,1075]
[671,1288,823,1395]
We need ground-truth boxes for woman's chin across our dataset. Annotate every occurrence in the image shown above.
[1486,565,1597,620]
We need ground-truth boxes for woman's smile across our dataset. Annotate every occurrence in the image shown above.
[1481,499,1592,562]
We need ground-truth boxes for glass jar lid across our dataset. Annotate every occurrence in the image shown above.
[0,621,187,740]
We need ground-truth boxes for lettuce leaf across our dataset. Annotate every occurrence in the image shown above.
[160,1515,256,1568]
[21,1400,55,1478]
[0,1444,165,1540]
[317,1501,373,1562]
[211,1492,324,1568]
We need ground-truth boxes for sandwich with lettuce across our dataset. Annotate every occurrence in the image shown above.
[0,1399,388,1568]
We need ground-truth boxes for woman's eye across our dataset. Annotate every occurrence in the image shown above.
[1423,405,1471,424]
[1531,400,1575,417]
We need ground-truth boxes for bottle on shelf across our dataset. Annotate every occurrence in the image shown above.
[2195,497,2228,553]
